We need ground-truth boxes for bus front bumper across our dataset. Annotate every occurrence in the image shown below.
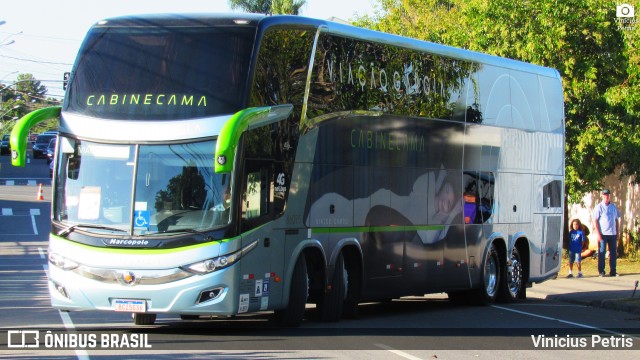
[47,264,239,315]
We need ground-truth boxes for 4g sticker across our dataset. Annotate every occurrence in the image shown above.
[275,173,287,194]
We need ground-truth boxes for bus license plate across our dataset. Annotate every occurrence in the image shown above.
[113,299,146,312]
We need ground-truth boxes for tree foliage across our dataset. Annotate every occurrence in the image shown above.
[228,0,306,15]
[354,0,638,203]
[1,73,56,134]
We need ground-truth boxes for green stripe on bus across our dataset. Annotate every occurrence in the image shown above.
[50,234,241,255]
[311,225,445,234]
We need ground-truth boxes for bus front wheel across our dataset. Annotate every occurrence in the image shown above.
[132,313,156,326]
[274,255,309,327]
[317,252,345,322]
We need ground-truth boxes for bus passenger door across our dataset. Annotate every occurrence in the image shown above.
[239,159,286,311]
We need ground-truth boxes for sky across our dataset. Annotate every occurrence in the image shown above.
[0,0,379,100]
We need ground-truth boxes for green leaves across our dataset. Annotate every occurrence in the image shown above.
[354,0,638,202]
[228,0,306,15]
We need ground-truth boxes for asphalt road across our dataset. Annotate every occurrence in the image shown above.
[0,154,639,359]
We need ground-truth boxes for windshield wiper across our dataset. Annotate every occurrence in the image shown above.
[144,228,213,241]
[57,224,128,237]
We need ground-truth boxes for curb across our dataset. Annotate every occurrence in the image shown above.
[528,289,640,316]
[599,298,640,315]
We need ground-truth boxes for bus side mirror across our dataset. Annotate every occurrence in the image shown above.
[10,106,61,167]
[214,105,292,174]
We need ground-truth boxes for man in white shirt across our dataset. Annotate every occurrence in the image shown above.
[591,189,620,277]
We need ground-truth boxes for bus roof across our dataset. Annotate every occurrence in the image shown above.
[94,13,560,80]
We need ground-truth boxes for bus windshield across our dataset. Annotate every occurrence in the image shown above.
[53,138,232,236]
[64,25,255,120]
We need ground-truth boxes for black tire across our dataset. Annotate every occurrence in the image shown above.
[132,313,156,325]
[180,314,200,320]
[499,246,525,302]
[317,253,345,322]
[447,290,471,306]
[475,243,500,305]
[274,255,308,327]
[341,254,361,319]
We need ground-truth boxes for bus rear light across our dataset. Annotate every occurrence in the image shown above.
[196,287,223,304]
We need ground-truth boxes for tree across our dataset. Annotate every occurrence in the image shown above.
[228,0,306,15]
[1,73,56,135]
[354,0,638,203]
[14,73,48,105]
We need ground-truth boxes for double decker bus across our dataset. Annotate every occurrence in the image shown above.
[11,13,564,326]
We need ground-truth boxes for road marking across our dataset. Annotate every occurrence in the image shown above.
[513,303,589,307]
[0,208,41,235]
[0,306,52,310]
[42,264,90,360]
[0,179,51,185]
[39,247,46,260]
[31,212,39,235]
[59,312,91,360]
[492,305,635,337]
[374,343,423,360]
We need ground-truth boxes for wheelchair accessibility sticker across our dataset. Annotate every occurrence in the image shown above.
[134,210,150,229]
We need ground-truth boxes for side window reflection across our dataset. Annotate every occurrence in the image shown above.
[463,171,495,224]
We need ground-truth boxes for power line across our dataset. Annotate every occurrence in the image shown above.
[0,54,72,66]
[0,31,81,43]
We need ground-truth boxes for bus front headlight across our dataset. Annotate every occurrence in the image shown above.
[48,251,79,271]
[181,240,258,275]
[183,253,238,274]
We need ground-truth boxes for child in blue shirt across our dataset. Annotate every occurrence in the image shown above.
[567,219,586,278]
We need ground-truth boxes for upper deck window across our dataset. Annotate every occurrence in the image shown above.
[65,26,255,120]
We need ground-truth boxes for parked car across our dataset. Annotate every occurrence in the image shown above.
[32,134,56,159]
[46,137,57,164]
[0,134,10,155]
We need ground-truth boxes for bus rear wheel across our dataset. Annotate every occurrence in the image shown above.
[499,246,525,302]
[475,243,500,305]
[274,255,308,327]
